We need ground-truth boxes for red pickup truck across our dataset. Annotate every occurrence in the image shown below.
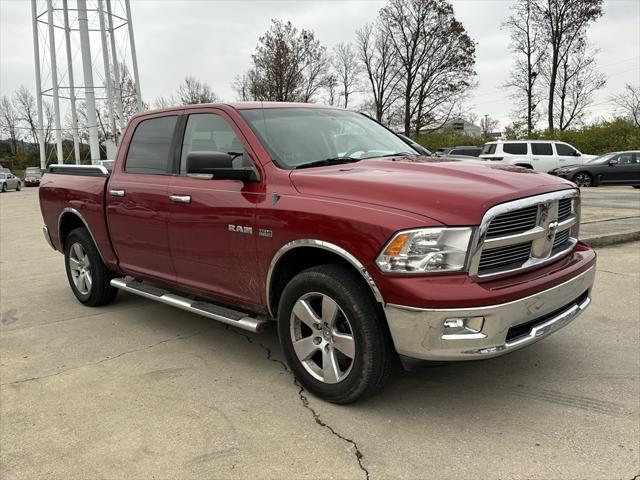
[39,103,596,403]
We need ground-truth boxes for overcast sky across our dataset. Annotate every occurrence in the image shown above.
[1,0,639,129]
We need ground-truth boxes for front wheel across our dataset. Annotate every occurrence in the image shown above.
[64,227,118,306]
[16,181,21,191]
[573,172,593,187]
[277,264,395,404]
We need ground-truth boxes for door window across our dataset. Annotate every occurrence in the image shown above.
[503,143,528,155]
[615,152,636,165]
[531,143,553,155]
[555,143,577,156]
[125,116,178,174]
[180,113,252,175]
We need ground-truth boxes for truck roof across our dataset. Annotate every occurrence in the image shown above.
[132,102,340,121]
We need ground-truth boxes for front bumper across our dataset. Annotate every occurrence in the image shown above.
[385,265,595,361]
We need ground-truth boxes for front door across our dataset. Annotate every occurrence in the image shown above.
[555,143,580,169]
[166,110,264,309]
[106,114,179,284]
[602,152,640,185]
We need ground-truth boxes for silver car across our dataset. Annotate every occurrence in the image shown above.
[0,172,21,192]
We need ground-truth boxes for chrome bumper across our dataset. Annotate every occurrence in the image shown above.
[42,225,55,250]
[384,266,595,361]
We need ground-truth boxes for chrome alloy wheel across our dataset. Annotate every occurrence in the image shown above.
[68,242,92,295]
[289,292,356,384]
[573,172,592,187]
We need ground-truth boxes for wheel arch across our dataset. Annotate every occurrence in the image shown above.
[266,239,384,318]
[57,208,107,262]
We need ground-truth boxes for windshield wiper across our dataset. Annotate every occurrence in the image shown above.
[294,157,361,169]
[377,152,413,158]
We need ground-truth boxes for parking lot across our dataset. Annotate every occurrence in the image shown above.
[1,188,639,479]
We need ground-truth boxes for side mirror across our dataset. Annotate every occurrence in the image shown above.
[573,151,581,157]
[186,151,258,181]
[608,158,619,166]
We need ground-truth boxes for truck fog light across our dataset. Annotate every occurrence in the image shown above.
[443,316,484,334]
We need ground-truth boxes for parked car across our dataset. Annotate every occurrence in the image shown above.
[549,151,640,187]
[396,134,432,156]
[435,146,482,157]
[0,172,21,192]
[40,103,596,403]
[480,140,596,172]
[24,167,43,186]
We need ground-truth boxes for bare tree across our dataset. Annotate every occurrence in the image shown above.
[176,76,219,105]
[503,0,546,135]
[356,22,401,123]
[323,73,339,106]
[0,96,20,155]
[332,42,360,108]
[115,63,147,120]
[235,19,327,103]
[380,0,476,135]
[480,115,499,136]
[14,86,40,145]
[553,40,605,130]
[612,84,640,128]
[536,0,603,131]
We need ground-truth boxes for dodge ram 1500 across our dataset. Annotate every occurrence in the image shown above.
[40,103,596,403]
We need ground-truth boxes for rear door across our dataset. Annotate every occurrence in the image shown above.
[106,114,180,284]
[531,142,557,171]
[165,108,264,309]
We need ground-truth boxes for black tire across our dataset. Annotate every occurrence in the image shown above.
[1,183,6,192]
[16,181,21,191]
[64,227,118,306]
[277,264,395,404]
[633,186,640,189]
[572,171,593,187]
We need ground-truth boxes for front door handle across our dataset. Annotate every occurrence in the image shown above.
[170,194,191,204]
[108,189,125,197]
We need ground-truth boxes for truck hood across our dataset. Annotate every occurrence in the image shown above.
[290,157,576,225]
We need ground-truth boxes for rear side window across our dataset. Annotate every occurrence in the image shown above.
[555,143,576,156]
[531,143,553,155]
[125,116,178,174]
[503,143,527,155]
[482,143,497,155]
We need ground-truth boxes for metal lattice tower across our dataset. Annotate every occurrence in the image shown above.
[31,0,143,166]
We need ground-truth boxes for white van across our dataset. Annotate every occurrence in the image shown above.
[479,140,595,173]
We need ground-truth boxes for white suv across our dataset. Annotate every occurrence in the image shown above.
[479,140,595,173]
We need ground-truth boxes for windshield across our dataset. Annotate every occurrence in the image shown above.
[239,108,416,169]
[26,168,41,176]
[0,174,6,179]
[585,153,616,164]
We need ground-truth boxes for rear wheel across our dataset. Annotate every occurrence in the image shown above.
[277,264,395,404]
[1,183,6,192]
[16,181,21,191]
[64,227,118,306]
[573,172,593,187]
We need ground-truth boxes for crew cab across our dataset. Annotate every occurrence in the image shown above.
[39,103,596,403]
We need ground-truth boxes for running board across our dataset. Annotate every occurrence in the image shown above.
[110,278,267,333]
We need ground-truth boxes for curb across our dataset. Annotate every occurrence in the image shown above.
[581,230,640,248]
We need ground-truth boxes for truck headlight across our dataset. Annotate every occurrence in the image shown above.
[376,227,473,273]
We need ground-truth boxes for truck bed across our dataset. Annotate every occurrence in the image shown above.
[39,165,120,268]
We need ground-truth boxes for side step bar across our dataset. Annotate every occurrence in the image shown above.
[110,278,267,333]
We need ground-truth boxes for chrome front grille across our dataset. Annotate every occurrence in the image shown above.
[470,190,580,277]
[478,241,533,274]
[486,205,538,239]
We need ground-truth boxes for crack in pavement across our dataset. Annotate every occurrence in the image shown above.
[1,329,208,387]
[226,326,370,480]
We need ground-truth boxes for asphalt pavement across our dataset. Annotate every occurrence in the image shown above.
[1,187,638,479]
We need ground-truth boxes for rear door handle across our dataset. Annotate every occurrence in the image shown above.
[170,194,191,204]
[108,189,125,197]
